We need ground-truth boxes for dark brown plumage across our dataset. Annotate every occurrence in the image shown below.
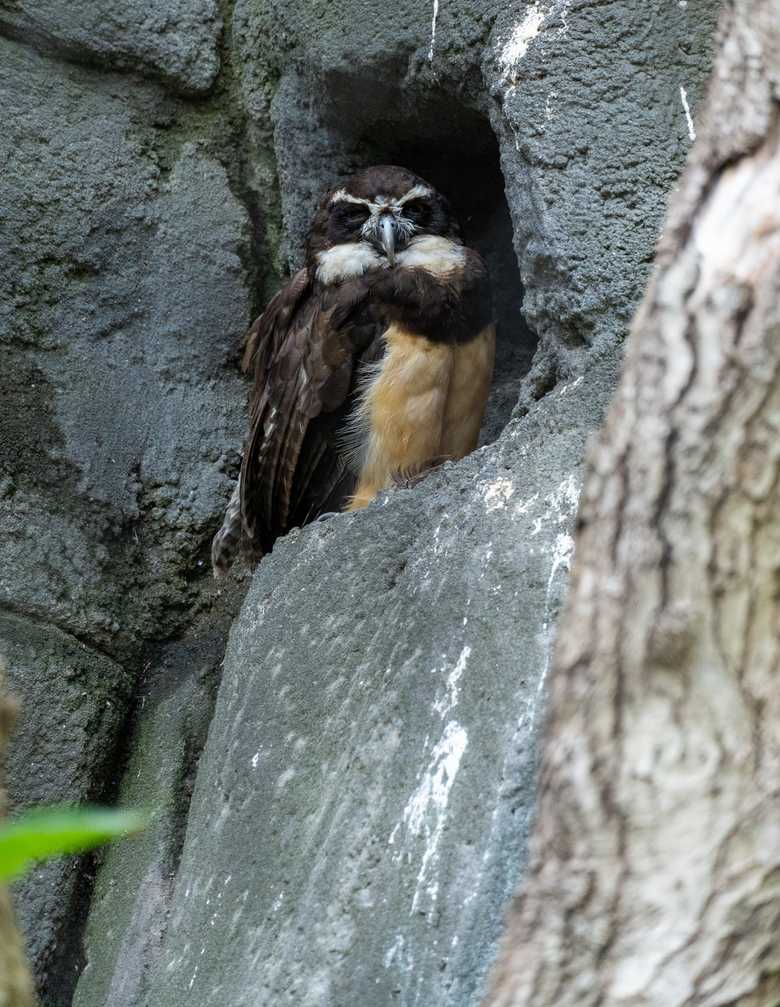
[212,165,494,576]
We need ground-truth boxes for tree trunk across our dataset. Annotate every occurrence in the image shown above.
[482,2,780,1005]
[0,660,37,1007]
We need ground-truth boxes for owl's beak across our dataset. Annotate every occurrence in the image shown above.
[379,214,396,265]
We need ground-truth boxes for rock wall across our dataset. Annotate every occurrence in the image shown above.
[0,15,255,1001]
[0,2,718,1005]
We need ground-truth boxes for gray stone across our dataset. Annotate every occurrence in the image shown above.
[72,621,234,1007]
[0,0,221,94]
[142,360,616,1007]
[0,34,253,1005]
[0,612,132,999]
[488,0,718,408]
[0,38,250,658]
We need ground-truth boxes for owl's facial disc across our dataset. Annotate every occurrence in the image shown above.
[329,184,433,263]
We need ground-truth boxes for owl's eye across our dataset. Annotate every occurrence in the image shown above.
[402,199,429,226]
[335,203,370,226]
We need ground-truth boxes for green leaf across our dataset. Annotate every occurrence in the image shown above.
[0,806,146,881]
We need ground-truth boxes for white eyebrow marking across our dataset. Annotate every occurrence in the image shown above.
[330,190,372,207]
[330,184,433,214]
[396,184,433,206]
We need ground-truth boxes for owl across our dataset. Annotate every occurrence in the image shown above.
[212,165,495,575]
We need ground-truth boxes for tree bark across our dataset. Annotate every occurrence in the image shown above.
[482,2,780,1005]
[0,659,37,1007]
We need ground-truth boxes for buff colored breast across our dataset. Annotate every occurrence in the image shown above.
[348,322,495,510]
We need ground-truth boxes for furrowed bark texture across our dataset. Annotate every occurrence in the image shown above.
[483,2,780,1005]
[0,663,37,1006]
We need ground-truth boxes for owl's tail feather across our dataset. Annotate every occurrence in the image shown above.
[211,477,242,579]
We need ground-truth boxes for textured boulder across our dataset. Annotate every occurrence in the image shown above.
[0,32,250,1004]
[0,39,250,657]
[488,0,714,408]
[0,0,221,94]
[72,622,232,1007]
[1,1,721,1005]
[141,362,616,1007]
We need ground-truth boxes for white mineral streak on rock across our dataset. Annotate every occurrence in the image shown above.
[537,474,580,691]
[433,645,471,718]
[558,0,570,34]
[428,0,439,61]
[391,720,469,913]
[382,931,416,1007]
[499,1,571,87]
[679,84,696,141]
[473,470,581,905]
[558,375,584,395]
[499,2,547,73]
[384,933,411,970]
[529,472,579,537]
[514,491,539,516]
[482,476,515,512]
[544,531,575,634]
[275,766,296,789]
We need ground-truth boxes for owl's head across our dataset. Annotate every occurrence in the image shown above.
[307,166,460,283]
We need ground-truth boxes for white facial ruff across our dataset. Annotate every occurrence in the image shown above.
[315,242,386,285]
[395,234,466,277]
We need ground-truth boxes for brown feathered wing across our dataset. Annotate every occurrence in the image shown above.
[239,268,381,561]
